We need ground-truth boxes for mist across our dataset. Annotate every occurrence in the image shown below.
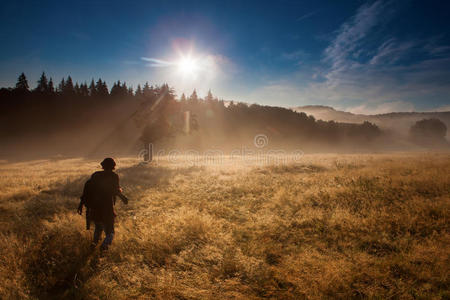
[1,74,449,162]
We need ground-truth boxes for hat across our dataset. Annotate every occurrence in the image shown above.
[100,157,116,170]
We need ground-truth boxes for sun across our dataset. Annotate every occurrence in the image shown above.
[177,57,199,76]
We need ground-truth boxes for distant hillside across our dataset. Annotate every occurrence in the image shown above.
[292,105,450,137]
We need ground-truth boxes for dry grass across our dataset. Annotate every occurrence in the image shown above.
[0,153,449,299]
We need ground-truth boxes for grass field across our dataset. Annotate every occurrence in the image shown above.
[0,153,449,299]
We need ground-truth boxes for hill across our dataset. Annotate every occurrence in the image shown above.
[292,106,450,137]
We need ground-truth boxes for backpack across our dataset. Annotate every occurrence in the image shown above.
[79,177,100,230]
[81,178,99,209]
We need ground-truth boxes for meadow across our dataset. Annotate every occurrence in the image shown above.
[0,153,449,299]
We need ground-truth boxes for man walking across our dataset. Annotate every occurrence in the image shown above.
[78,157,127,251]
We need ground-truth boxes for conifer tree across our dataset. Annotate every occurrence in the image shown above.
[74,82,81,96]
[64,76,75,96]
[143,82,151,98]
[205,89,214,103]
[89,79,96,97]
[15,72,29,91]
[48,78,55,93]
[80,82,89,97]
[35,72,48,92]
[58,78,65,94]
[135,84,143,97]
[189,89,198,104]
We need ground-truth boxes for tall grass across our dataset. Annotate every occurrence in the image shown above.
[0,153,449,299]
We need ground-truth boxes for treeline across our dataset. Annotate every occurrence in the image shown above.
[0,72,174,140]
[3,72,158,99]
[0,72,383,157]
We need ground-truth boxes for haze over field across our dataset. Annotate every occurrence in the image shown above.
[0,0,450,299]
[292,105,450,138]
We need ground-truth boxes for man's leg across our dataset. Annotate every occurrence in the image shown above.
[100,222,114,251]
[93,222,104,245]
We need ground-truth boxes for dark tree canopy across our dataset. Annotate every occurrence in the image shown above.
[0,72,386,157]
[410,118,447,146]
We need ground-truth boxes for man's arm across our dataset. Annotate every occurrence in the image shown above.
[77,198,84,215]
[117,190,129,204]
[114,173,128,204]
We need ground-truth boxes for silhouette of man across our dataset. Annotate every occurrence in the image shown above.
[78,157,125,251]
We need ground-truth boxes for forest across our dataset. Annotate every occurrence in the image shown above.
[0,72,387,159]
[4,71,448,159]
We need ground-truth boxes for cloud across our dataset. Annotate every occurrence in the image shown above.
[141,57,174,67]
[303,0,450,111]
[296,10,318,22]
[280,50,309,66]
[424,35,450,56]
[324,0,386,69]
[249,0,450,113]
[369,38,417,65]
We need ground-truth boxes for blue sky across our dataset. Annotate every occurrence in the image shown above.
[1,0,450,113]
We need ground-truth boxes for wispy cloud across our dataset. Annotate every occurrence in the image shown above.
[280,49,309,66]
[369,38,417,65]
[424,35,450,56]
[141,57,174,67]
[324,0,386,69]
[296,10,318,22]
[307,0,450,112]
[249,0,450,113]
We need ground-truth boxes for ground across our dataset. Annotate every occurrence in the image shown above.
[0,153,449,299]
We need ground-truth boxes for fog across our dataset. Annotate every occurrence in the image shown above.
[1,79,449,162]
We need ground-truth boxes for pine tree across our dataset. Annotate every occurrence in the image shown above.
[64,76,75,96]
[102,80,109,97]
[80,82,89,97]
[35,72,48,93]
[189,89,198,104]
[58,78,65,94]
[95,79,109,97]
[135,84,143,97]
[110,81,118,97]
[143,82,151,98]
[48,78,55,93]
[205,89,214,103]
[121,81,128,96]
[89,79,96,97]
[74,82,81,96]
[163,83,176,99]
[15,73,29,91]
[110,81,122,98]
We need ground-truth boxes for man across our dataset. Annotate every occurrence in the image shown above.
[78,157,126,251]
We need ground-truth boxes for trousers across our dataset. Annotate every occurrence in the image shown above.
[93,221,114,250]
